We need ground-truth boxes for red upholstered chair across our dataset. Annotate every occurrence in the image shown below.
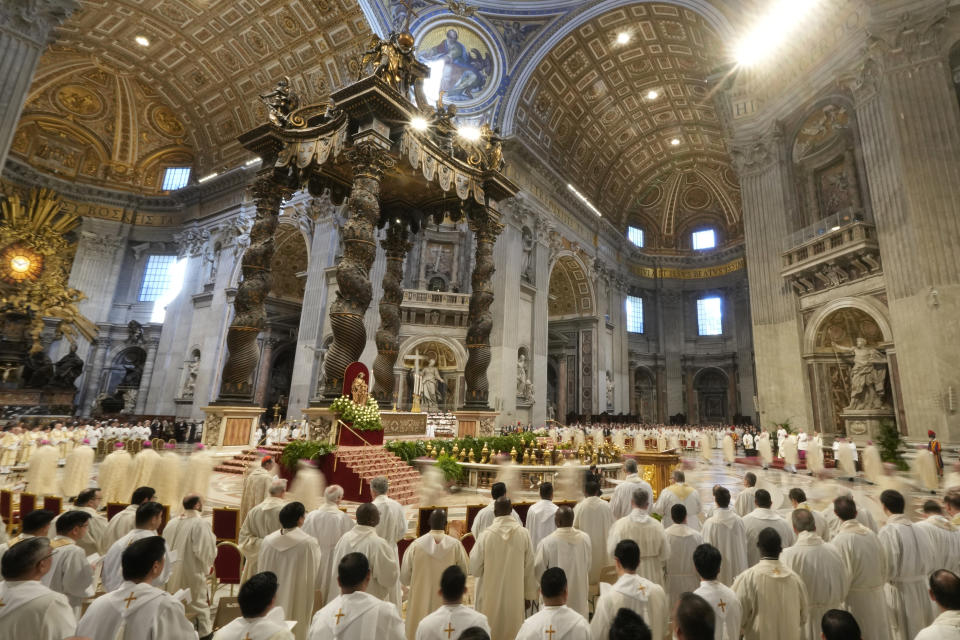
[513,501,533,526]
[18,492,36,518]
[157,504,170,535]
[397,537,415,567]
[459,532,475,555]
[416,506,447,537]
[0,489,12,527]
[43,495,63,514]
[212,507,240,542]
[106,502,128,521]
[211,541,244,597]
[465,504,485,533]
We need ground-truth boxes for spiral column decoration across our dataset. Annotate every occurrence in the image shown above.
[217,177,287,403]
[463,209,504,409]
[320,142,395,398]
[372,222,411,403]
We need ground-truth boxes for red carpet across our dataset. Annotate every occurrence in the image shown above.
[321,446,420,505]
[214,443,287,474]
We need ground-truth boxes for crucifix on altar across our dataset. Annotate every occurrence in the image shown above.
[403,348,428,412]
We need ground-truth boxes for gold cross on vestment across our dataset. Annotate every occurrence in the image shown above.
[243,634,253,640]
[123,592,138,609]
[444,623,456,639]
[545,625,556,640]
[334,608,345,624]
[772,568,781,575]
[0,599,4,607]
[637,583,647,595]
[717,599,727,613]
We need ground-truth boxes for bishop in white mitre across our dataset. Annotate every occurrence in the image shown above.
[308,551,404,640]
[303,484,355,608]
[213,571,294,640]
[163,494,217,639]
[77,535,198,640]
[240,456,277,522]
[701,486,748,586]
[0,537,76,640]
[258,502,323,640]
[733,528,808,640]
[516,567,591,640]
[829,495,893,640]
[609,459,653,519]
[653,470,702,530]
[534,506,592,618]
[102,502,175,592]
[526,482,560,550]
[414,565,490,640]
[470,497,538,640]
[741,489,795,566]
[779,510,845,640]
[878,489,936,640]
[41,510,95,616]
[590,538,669,640]
[693,543,743,640]
[103,486,156,550]
[572,480,615,584]
[664,503,704,606]
[239,480,287,581]
[400,509,469,640]
[327,503,401,610]
[606,487,669,587]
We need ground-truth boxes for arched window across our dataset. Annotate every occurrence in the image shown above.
[692,228,716,250]
[627,226,644,248]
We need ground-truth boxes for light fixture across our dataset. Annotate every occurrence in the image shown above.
[135,35,150,47]
[10,255,30,273]
[198,172,219,183]
[567,183,603,218]
[616,32,631,45]
[410,116,428,131]
[670,138,681,146]
[457,125,482,142]
[734,0,820,67]
[646,90,659,100]
[244,157,261,167]
[830,225,840,232]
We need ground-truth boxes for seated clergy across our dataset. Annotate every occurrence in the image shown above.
[308,552,404,640]
[103,486,156,550]
[0,536,76,640]
[213,571,295,640]
[414,565,490,640]
[76,535,197,640]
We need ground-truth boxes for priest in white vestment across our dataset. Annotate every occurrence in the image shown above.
[917,500,960,576]
[878,489,936,640]
[400,509,469,640]
[470,482,521,539]
[733,527,808,640]
[787,488,830,540]
[0,537,76,640]
[470,497,538,640]
[534,506,592,618]
[526,481,560,550]
[371,476,408,543]
[608,486,669,586]
[516,567,591,640]
[213,571,294,640]
[572,480,615,584]
[863,441,883,484]
[414,565,489,640]
[99,445,133,505]
[780,509,845,640]
[102,502,175,592]
[72,487,108,555]
[77,535,197,640]
[303,484,354,607]
[308,551,404,640]
[104,485,157,550]
[590,538,669,640]
[163,494,217,638]
[610,459,654,519]
[240,480,288,581]
[734,473,758,516]
[783,434,800,473]
[693,543,743,640]
[241,456,277,522]
[653,470,703,530]
[915,570,960,640]
[829,495,893,640]
[822,488,879,536]
[258,502,322,640]
[664,504,704,606]
[722,432,735,465]
[742,489,795,566]
[327,503,401,609]
[41,510,95,615]
[701,486,748,586]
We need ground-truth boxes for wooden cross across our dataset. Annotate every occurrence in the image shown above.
[444,623,456,639]
[545,625,556,640]
[334,608,346,625]
[123,592,138,609]
[717,599,727,613]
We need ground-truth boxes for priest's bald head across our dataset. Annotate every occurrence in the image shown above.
[493,496,512,517]
[930,569,960,612]
[554,506,574,528]
[429,508,447,531]
[337,552,370,594]
[0,536,53,581]
[757,527,783,559]
[791,508,816,534]
[356,502,381,527]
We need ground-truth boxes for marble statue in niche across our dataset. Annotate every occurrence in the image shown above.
[52,344,84,390]
[182,351,200,399]
[421,358,442,412]
[203,242,222,285]
[606,371,615,411]
[521,226,535,282]
[833,337,888,410]
[516,353,534,401]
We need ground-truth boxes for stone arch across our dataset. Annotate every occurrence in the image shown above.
[802,297,893,355]
[693,367,728,424]
[634,366,658,423]
[547,253,595,318]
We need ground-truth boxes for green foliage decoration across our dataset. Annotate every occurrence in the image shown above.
[280,440,336,472]
[877,418,909,471]
[434,454,464,483]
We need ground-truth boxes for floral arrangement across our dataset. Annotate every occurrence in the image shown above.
[280,440,337,472]
[330,394,383,431]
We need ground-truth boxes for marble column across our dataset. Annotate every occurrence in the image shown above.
[0,0,77,169]
[464,207,504,409]
[372,222,411,403]
[253,336,280,407]
[135,339,159,414]
[844,5,960,438]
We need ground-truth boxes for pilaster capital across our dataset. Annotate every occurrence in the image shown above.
[79,230,124,259]
[173,226,210,259]
[838,57,883,106]
[866,0,947,68]
[730,126,784,177]
[0,0,78,46]
[346,141,396,181]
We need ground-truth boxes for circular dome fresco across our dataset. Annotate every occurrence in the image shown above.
[414,18,503,112]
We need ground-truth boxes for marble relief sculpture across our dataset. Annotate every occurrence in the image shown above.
[833,337,888,410]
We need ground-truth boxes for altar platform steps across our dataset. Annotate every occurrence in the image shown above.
[328,445,420,505]
[213,443,287,475]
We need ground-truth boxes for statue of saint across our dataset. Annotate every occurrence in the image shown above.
[833,337,888,410]
[182,353,200,399]
[421,359,441,412]
[351,371,369,406]
[53,344,84,390]
[606,371,615,410]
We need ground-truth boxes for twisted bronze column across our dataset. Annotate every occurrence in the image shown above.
[372,222,411,403]
[320,143,395,397]
[463,210,503,409]
[217,178,287,403]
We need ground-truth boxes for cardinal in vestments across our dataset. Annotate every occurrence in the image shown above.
[533,507,592,618]
[469,497,538,640]
[399,509,469,640]
[571,480,615,585]
[163,494,217,639]
[60,441,94,498]
[258,502,323,640]
[131,441,161,488]
[862,441,883,484]
[152,443,184,511]
[303,484,354,608]
[913,446,940,493]
[182,442,214,499]
[288,460,325,513]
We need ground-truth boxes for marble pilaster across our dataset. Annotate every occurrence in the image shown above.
[134,339,159,414]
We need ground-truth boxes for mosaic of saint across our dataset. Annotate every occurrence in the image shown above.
[417,25,493,102]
